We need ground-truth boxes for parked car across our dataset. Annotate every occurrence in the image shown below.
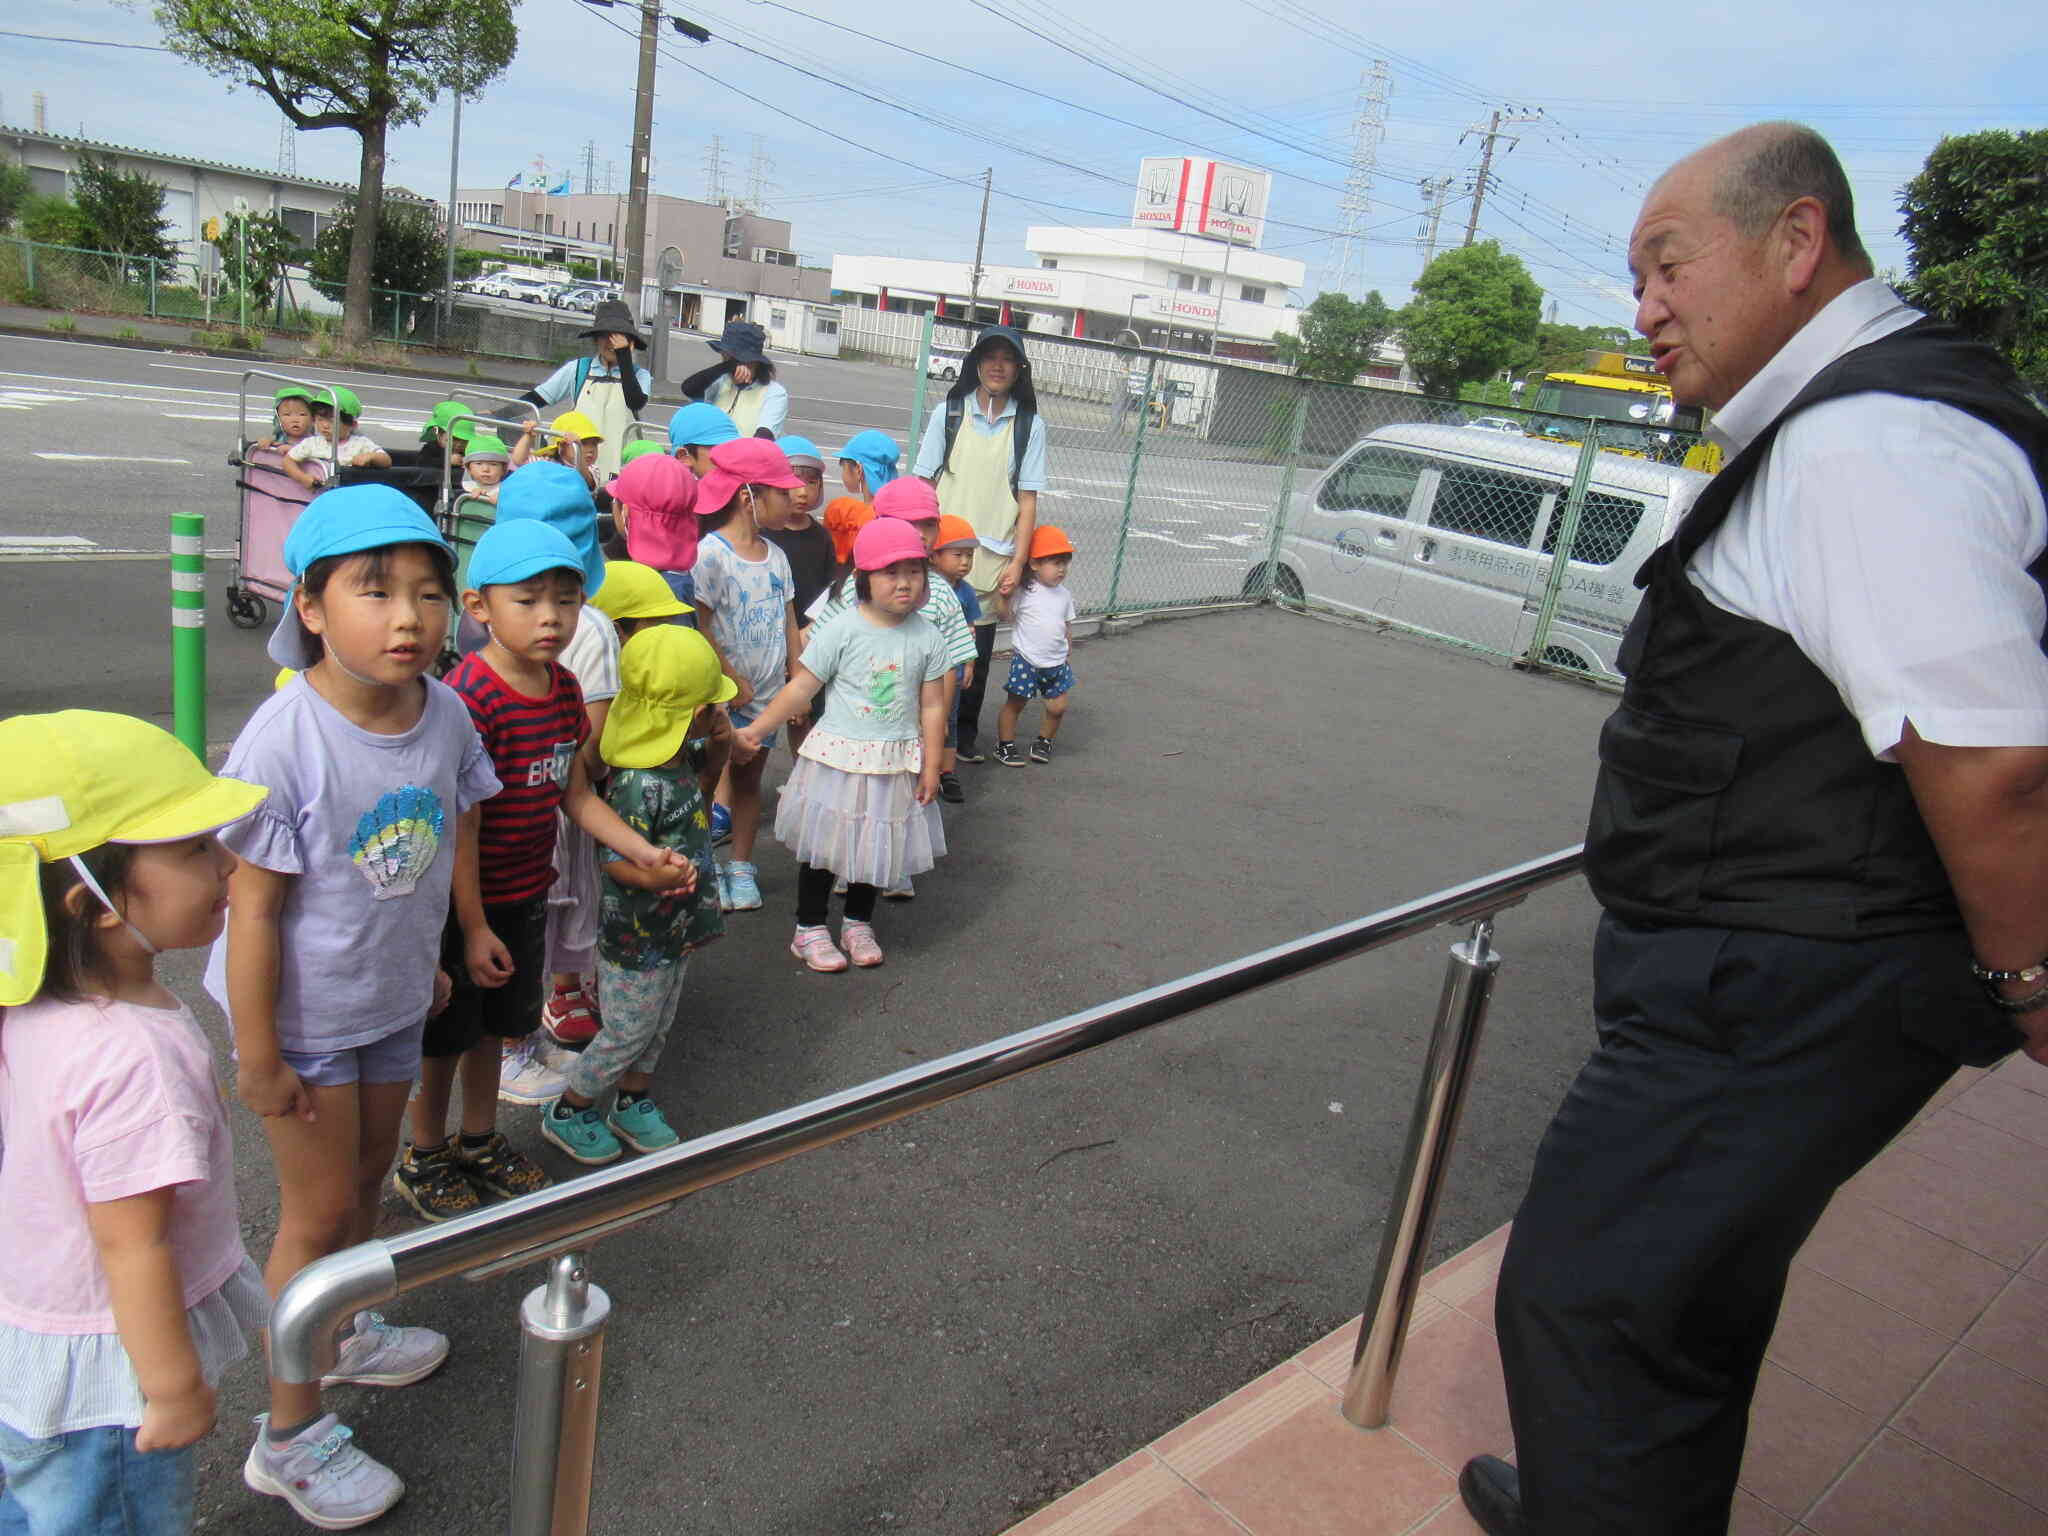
[1464,416,1526,434]
[926,346,966,381]
[552,286,604,313]
[497,275,558,306]
[1245,422,1712,680]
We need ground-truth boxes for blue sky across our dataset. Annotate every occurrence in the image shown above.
[8,0,2043,327]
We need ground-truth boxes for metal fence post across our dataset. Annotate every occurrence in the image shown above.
[1256,380,1311,601]
[22,241,34,295]
[148,256,158,318]
[907,311,936,465]
[170,511,207,758]
[1519,425,1602,669]
[1103,355,1156,614]
[509,1251,611,1536]
[1342,917,1502,1428]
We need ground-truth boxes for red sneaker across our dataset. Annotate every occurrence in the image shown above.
[542,986,600,1046]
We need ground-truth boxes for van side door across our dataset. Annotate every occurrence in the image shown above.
[1521,488,1653,676]
[1391,460,1557,656]
[1289,444,1433,619]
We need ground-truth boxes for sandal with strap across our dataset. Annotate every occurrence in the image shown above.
[790,925,848,973]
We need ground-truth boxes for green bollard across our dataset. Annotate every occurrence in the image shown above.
[171,512,207,758]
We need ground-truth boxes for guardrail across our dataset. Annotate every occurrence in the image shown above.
[272,844,1588,1533]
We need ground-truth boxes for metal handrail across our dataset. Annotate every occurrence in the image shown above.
[271,843,1588,1533]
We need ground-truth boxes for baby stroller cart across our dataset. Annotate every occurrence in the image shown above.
[226,368,324,629]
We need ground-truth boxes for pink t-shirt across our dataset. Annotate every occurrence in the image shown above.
[0,996,249,1334]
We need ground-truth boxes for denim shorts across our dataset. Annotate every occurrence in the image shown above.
[276,1022,425,1088]
[1005,656,1075,700]
[728,701,778,751]
[0,1420,195,1536]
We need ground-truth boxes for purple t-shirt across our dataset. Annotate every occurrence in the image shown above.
[203,676,501,1052]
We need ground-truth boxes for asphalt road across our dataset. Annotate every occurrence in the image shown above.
[0,335,1618,1534]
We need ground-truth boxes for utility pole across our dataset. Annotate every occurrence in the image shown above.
[620,0,660,322]
[1206,236,1233,356]
[1461,108,1538,246]
[441,76,462,338]
[966,167,992,324]
[1416,173,1455,270]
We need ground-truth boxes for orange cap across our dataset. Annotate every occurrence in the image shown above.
[1028,525,1075,560]
[934,514,978,552]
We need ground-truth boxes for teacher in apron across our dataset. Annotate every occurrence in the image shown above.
[518,298,651,479]
[680,320,789,440]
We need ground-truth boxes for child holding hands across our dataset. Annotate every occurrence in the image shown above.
[0,712,272,1536]
[733,518,949,971]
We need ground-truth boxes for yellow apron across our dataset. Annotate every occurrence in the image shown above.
[575,372,639,479]
[710,375,768,436]
[934,413,1019,606]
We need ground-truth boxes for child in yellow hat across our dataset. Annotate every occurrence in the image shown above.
[0,712,271,1529]
[540,624,733,1165]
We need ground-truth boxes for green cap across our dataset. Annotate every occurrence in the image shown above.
[620,439,667,464]
[420,400,466,442]
[273,383,316,405]
[314,384,363,419]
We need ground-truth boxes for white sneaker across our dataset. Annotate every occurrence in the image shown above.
[244,1412,404,1530]
[321,1309,449,1388]
[529,1033,582,1076]
[497,1037,568,1105]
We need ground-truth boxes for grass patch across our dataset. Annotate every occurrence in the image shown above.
[115,325,140,340]
[47,315,77,333]
[190,327,264,350]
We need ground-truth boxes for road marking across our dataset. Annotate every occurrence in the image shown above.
[35,452,194,464]
[0,535,96,552]
[146,359,496,400]
[161,411,241,421]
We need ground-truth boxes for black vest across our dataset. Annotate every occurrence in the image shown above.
[1585,319,2048,939]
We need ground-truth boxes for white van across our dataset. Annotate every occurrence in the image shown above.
[1254,423,1712,679]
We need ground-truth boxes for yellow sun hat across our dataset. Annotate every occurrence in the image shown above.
[550,409,605,443]
[0,711,268,1005]
[600,626,737,770]
[589,560,692,623]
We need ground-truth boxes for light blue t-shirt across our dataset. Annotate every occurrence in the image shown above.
[202,677,502,1052]
[692,530,795,707]
[911,394,1048,491]
[806,568,977,667]
[532,355,654,406]
[799,609,950,743]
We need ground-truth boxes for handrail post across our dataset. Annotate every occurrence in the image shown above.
[510,1251,611,1536]
[1342,917,1503,1427]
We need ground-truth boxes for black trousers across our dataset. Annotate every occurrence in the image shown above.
[956,621,997,751]
[795,862,876,927]
[1496,916,2013,1535]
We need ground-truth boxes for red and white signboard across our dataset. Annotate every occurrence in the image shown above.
[1131,157,1271,248]
[1153,293,1219,324]
[1003,273,1062,298]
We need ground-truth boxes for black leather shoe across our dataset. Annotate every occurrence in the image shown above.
[1458,1456,1527,1536]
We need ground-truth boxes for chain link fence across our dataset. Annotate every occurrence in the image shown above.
[897,319,1712,688]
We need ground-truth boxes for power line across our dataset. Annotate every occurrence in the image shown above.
[0,28,174,52]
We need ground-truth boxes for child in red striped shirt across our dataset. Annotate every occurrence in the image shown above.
[395,497,692,1221]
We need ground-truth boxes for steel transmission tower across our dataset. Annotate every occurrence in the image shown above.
[743,135,774,212]
[703,136,728,206]
[276,116,297,176]
[1333,61,1391,298]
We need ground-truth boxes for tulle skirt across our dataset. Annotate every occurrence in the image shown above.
[774,761,945,888]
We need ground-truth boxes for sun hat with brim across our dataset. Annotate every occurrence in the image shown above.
[1029,525,1076,559]
[667,402,740,450]
[934,514,979,552]
[577,298,646,345]
[313,384,363,419]
[696,437,803,517]
[853,517,930,572]
[420,400,466,443]
[711,320,768,365]
[462,438,509,465]
[266,485,453,666]
[467,519,587,592]
[620,439,668,464]
[494,461,607,598]
[0,711,268,1006]
[274,383,316,406]
[606,453,702,572]
[550,409,605,443]
[776,434,824,471]
[590,560,692,622]
[602,626,737,771]
[873,478,940,523]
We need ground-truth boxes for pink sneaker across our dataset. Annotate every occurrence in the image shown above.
[841,921,885,968]
[790,925,848,972]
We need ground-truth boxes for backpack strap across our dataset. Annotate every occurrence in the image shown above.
[1010,405,1035,494]
[572,355,593,400]
[941,394,965,477]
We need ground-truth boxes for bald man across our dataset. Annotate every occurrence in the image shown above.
[1460,124,2048,1535]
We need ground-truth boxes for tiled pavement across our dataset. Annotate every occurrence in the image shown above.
[1002,1051,2048,1536]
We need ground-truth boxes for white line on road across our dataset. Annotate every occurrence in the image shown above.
[35,452,194,464]
[0,535,96,549]
[161,412,241,421]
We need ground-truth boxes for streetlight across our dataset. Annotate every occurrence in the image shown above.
[1126,291,1150,343]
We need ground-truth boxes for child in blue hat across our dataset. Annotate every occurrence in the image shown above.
[201,484,499,1526]
[399,516,694,1219]
[666,400,741,478]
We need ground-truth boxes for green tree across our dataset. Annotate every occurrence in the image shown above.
[72,153,179,267]
[1523,321,1646,379]
[208,208,303,310]
[308,198,446,299]
[1899,128,2048,391]
[1273,290,1396,383]
[1399,242,1542,398]
[155,0,516,348]
[0,163,34,231]
[19,196,93,249]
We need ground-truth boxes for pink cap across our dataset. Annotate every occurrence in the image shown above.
[853,517,931,571]
[873,478,940,522]
[695,437,804,517]
[606,454,702,572]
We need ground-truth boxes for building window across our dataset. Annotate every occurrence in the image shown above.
[770,307,788,327]
[1040,258,1057,269]
[280,207,318,246]
[1239,284,1266,305]
[815,317,839,335]
[1173,272,1193,290]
